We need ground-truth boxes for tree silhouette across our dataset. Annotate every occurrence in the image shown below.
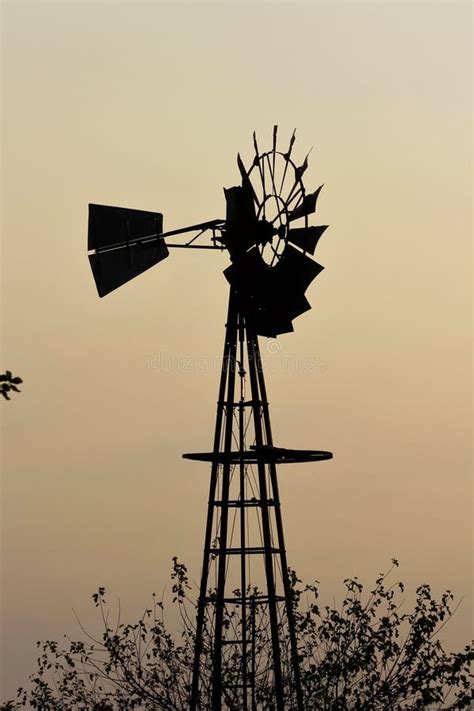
[2,560,472,710]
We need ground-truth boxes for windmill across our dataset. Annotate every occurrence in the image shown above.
[88,126,332,710]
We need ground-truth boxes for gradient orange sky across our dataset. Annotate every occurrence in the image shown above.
[1,0,472,699]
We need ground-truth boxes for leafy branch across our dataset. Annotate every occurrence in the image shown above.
[1,371,23,400]
[2,560,472,710]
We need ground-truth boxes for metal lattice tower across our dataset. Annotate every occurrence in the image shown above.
[185,292,331,710]
[87,126,332,710]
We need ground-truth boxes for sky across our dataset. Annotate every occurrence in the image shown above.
[1,0,472,700]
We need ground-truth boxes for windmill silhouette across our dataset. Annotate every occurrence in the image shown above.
[88,126,332,710]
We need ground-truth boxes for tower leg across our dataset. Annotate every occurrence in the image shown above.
[211,302,238,710]
[251,332,304,711]
[238,317,248,711]
[245,324,285,711]
[191,292,238,710]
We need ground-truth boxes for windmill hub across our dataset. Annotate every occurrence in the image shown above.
[255,217,276,246]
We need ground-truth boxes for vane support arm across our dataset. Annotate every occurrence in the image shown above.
[89,218,226,256]
[161,218,225,240]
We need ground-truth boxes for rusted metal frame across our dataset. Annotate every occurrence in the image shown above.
[190,291,236,711]
[253,337,305,711]
[211,294,239,711]
[245,323,285,711]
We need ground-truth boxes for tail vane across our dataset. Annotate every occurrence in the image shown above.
[88,204,168,297]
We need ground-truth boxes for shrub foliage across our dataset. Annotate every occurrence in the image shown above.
[2,560,472,710]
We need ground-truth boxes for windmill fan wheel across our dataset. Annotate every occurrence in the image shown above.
[223,126,328,338]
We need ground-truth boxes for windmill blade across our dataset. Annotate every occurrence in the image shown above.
[262,260,316,331]
[256,314,294,338]
[272,125,278,154]
[279,128,296,195]
[224,249,279,335]
[89,237,169,297]
[254,292,310,337]
[237,153,248,182]
[224,247,318,337]
[294,149,312,181]
[287,185,323,222]
[224,249,293,338]
[223,246,264,296]
[252,131,260,164]
[272,125,278,176]
[237,153,259,206]
[274,244,324,293]
[284,293,311,321]
[249,299,295,339]
[88,204,163,251]
[287,225,328,255]
[283,129,296,160]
